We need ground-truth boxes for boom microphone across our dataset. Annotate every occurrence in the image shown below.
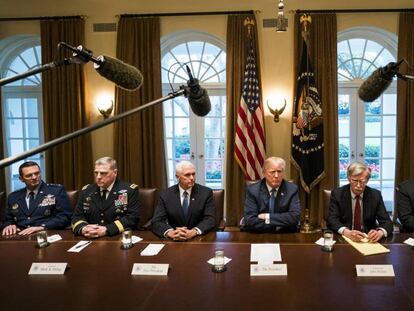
[94,56,143,91]
[58,42,143,91]
[184,65,211,117]
[358,60,403,102]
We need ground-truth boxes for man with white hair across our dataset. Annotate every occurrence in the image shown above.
[152,160,216,241]
[244,157,301,233]
[327,161,392,242]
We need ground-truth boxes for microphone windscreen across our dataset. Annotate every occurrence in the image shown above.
[358,67,392,102]
[187,87,211,117]
[95,56,143,91]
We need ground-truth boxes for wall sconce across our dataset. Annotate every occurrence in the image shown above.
[96,99,114,119]
[267,99,287,122]
[276,0,288,32]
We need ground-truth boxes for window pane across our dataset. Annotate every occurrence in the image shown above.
[365,101,381,115]
[205,160,222,181]
[365,115,381,136]
[174,139,190,159]
[383,94,396,114]
[205,118,222,138]
[366,159,380,179]
[174,100,189,117]
[382,138,396,158]
[25,119,39,138]
[338,116,350,138]
[382,159,395,179]
[10,139,24,154]
[23,98,38,117]
[166,138,173,157]
[174,118,189,137]
[6,98,22,117]
[338,95,350,115]
[382,116,396,136]
[164,118,173,138]
[163,101,173,117]
[365,138,380,158]
[205,139,223,159]
[8,119,23,138]
[27,139,40,149]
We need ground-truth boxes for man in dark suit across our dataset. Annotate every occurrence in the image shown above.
[244,157,301,233]
[71,157,140,238]
[327,161,392,242]
[152,160,215,241]
[2,161,71,236]
[396,178,414,232]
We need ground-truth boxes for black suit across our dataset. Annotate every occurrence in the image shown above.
[396,178,414,232]
[327,184,393,236]
[151,183,216,237]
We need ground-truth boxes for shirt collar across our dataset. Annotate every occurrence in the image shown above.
[350,188,364,199]
[266,182,279,194]
[26,185,41,198]
[179,185,192,197]
[101,180,115,193]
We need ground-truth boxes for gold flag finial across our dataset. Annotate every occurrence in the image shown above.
[244,17,255,36]
[300,14,312,33]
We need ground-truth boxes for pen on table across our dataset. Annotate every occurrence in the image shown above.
[138,244,148,253]
[74,241,91,249]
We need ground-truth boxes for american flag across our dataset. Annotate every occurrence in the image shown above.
[234,36,266,182]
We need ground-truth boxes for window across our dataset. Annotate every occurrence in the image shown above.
[161,31,226,188]
[337,27,397,212]
[0,35,44,192]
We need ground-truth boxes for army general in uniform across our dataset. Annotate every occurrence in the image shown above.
[71,157,140,238]
[2,161,72,236]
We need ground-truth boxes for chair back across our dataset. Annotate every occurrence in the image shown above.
[138,188,158,230]
[212,189,225,231]
[66,190,79,212]
[322,189,332,229]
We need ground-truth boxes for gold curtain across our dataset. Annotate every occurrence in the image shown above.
[114,16,167,189]
[395,12,414,185]
[225,13,263,226]
[40,18,92,190]
[291,13,338,226]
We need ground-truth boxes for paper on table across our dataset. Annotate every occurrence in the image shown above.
[250,243,281,264]
[207,256,232,265]
[132,235,143,244]
[315,237,336,246]
[67,240,92,252]
[343,236,390,256]
[47,234,62,244]
[403,237,414,246]
[140,244,165,256]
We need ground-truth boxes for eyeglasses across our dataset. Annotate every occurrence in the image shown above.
[350,178,368,186]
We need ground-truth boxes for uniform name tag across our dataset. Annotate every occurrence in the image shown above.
[356,264,394,277]
[28,263,67,275]
[250,264,288,276]
[131,263,169,276]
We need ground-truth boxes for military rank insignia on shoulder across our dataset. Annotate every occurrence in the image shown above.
[130,183,138,189]
[82,184,90,190]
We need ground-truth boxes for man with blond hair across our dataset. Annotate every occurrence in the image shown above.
[152,160,216,241]
[327,161,392,242]
[244,157,301,233]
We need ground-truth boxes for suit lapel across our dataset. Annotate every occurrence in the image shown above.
[260,180,270,210]
[27,182,46,216]
[173,185,186,224]
[342,185,353,223]
[17,189,30,216]
[186,184,199,223]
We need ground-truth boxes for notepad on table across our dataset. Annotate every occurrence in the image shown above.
[343,236,390,256]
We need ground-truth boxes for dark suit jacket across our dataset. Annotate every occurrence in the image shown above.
[244,179,301,233]
[396,178,414,232]
[327,184,393,235]
[71,179,140,236]
[151,183,216,237]
[2,181,71,230]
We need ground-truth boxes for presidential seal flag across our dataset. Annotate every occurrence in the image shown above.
[291,39,325,193]
[234,18,266,182]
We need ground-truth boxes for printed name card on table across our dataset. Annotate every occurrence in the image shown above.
[250,264,288,276]
[28,263,67,275]
[355,265,395,277]
[131,263,169,276]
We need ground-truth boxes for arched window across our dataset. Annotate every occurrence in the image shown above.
[337,27,397,213]
[0,35,44,192]
[161,31,226,188]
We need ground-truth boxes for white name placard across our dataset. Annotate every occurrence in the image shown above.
[28,262,67,275]
[131,263,169,276]
[356,265,395,277]
[250,264,287,276]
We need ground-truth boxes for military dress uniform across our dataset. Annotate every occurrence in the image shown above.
[71,179,140,236]
[3,181,72,230]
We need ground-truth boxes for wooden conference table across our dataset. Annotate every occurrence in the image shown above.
[0,230,413,310]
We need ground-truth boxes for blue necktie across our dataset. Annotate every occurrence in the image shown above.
[182,191,189,217]
[269,188,276,214]
[29,191,35,211]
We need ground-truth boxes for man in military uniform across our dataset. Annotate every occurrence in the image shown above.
[2,161,72,236]
[71,157,140,238]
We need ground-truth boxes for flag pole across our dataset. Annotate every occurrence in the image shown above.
[298,14,317,233]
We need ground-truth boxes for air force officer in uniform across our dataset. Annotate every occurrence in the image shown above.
[2,161,71,236]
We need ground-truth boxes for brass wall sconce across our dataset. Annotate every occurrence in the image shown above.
[97,99,114,119]
[267,99,287,122]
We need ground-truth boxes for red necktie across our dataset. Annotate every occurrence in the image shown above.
[353,195,362,231]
